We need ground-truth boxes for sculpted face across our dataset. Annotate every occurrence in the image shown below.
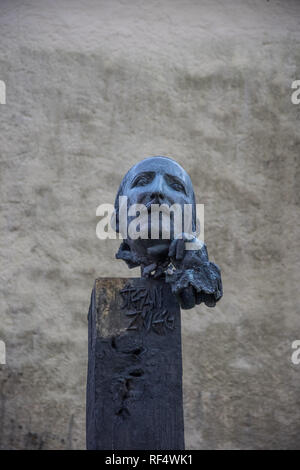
[115,156,196,262]
[114,157,222,310]
[123,157,194,213]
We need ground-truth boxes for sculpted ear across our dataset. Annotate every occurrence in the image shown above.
[112,184,125,234]
[195,217,201,236]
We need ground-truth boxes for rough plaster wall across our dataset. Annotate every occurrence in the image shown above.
[0,0,300,449]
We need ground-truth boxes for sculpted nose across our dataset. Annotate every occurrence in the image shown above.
[150,189,164,201]
[150,175,164,201]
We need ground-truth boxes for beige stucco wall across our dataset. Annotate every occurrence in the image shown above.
[0,0,300,449]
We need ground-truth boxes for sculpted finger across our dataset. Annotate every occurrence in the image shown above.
[204,294,216,308]
[178,286,195,310]
[168,239,177,258]
[176,239,185,260]
[195,290,203,305]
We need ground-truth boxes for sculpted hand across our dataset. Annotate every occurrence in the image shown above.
[168,233,208,269]
[166,233,222,310]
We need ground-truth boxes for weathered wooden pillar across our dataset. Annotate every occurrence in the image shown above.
[86,277,184,450]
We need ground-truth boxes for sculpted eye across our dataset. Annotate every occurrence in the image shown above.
[165,174,186,194]
[137,177,149,185]
[171,182,184,192]
[132,174,153,187]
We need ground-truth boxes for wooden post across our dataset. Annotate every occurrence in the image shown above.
[86,277,185,450]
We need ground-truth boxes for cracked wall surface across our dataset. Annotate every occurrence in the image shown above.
[0,0,300,449]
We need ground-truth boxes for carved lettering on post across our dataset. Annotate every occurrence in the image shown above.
[120,283,175,333]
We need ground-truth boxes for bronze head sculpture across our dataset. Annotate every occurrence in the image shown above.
[87,156,223,450]
[113,156,223,310]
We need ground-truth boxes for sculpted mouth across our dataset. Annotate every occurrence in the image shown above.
[145,201,154,213]
[145,201,171,215]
